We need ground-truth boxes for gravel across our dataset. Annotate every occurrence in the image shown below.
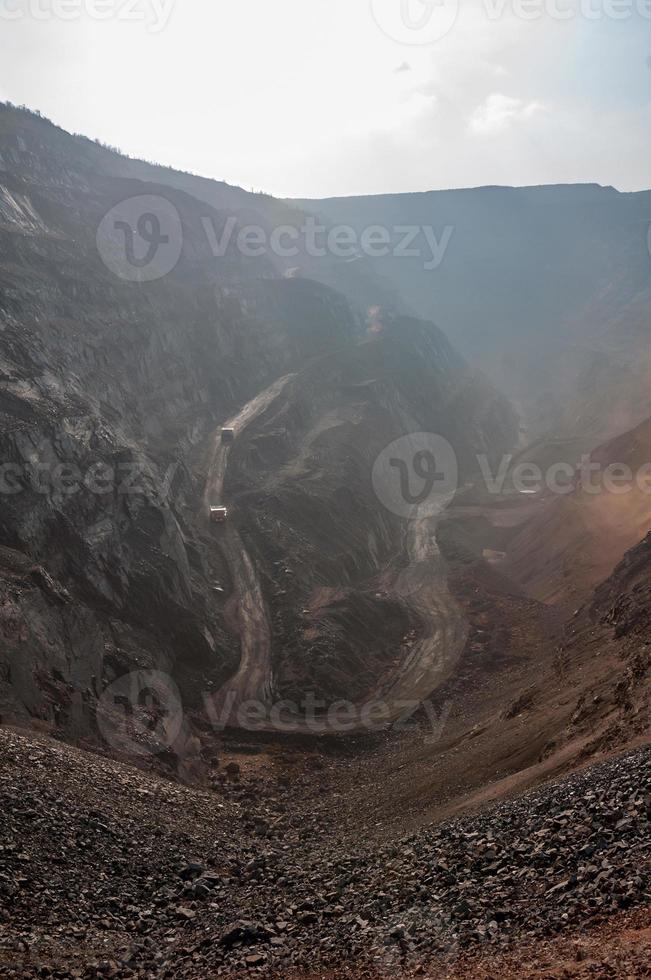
[0,729,649,978]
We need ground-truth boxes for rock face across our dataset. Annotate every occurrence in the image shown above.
[295,184,651,443]
[495,416,651,607]
[0,726,649,976]
[0,104,517,740]
[226,314,514,704]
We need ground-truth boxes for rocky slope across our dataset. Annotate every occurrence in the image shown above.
[497,416,651,607]
[224,313,513,708]
[0,726,648,977]
[1,102,650,980]
[0,103,516,745]
[295,184,651,442]
[10,105,650,447]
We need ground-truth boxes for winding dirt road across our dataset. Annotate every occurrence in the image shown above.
[202,373,295,518]
[203,375,295,720]
[378,518,467,713]
[204,380,467,734]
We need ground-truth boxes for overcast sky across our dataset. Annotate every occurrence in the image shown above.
[1,0,650,198]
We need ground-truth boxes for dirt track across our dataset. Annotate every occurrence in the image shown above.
[380,518,467,710]
[204,382,467,733]
[203,374,295,718]
[202,373,296,518]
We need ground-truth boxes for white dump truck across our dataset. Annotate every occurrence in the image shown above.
[221,428,235,445]
[210,506,228,524]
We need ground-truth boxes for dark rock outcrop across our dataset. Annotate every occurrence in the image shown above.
[0,104,517,741]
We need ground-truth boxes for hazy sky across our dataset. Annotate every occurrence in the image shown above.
[1,0,650,197]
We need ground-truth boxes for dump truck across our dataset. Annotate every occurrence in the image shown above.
[221,428,235,445]
[210,506,228,524]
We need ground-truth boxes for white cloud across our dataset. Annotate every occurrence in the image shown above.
[469,93,547,135]
[1,0,648,195]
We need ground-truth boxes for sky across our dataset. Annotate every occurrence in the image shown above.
[0,0,650,198]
